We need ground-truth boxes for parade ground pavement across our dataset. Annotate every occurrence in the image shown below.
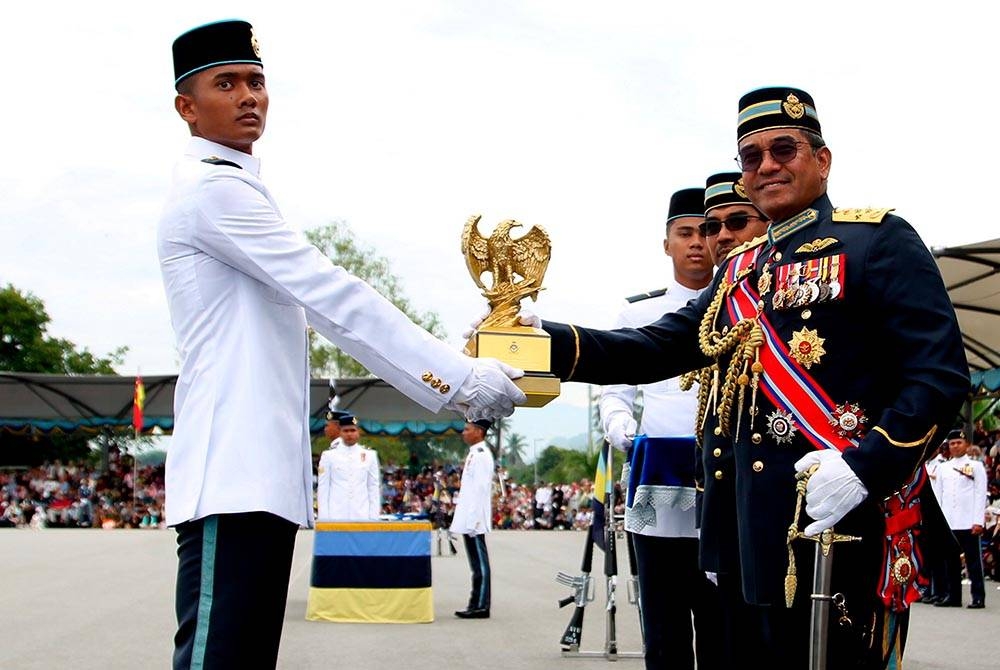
[4,528,997,669]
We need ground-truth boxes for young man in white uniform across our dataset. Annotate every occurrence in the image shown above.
[160,20,525,669]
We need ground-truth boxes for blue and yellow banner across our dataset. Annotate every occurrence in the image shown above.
[306,521,433,623]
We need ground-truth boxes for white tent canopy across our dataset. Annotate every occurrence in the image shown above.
[932,237,1000,373]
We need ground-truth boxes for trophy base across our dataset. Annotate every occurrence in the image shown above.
[515,373,560,408]
[467,326,560,408]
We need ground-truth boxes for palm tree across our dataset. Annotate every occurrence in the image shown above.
[504,432,527,466]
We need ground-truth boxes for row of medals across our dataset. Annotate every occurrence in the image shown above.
[754,251,866,446]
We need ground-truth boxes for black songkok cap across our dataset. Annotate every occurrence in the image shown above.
[339,414,359,427]
[667,188,706,224]
[737,87,821,143]
[325,410,349,423]
[472,419,493,431]
[173,19,262,88]
[946,428,967,441]
[704,172,756,215]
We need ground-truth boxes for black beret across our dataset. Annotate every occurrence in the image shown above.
[325,410,349,423]
[667,188,706,223]
[946,428,967,441]
[737,86,821,143]
[704,172,756,215]
[338,414,359,427]
[173,19,262,88]
[472,419,493,431]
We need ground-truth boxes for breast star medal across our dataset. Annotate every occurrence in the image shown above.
[765,409,798,445]
[830,402,868,439]
[788,327,826,369]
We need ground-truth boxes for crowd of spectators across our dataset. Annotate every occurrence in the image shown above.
[1,453,604,533]
[0,451,166,529]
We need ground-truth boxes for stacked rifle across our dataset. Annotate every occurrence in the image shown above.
[556,443,644,660]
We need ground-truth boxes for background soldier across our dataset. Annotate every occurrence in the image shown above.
[931,428,988,608]
[695,172,768,665]
[599,187,718,670]
[316,414,381,521]
[451,419,496,619]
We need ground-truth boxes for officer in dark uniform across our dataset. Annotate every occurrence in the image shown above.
[689,172,769,666]
[528,87,969,668]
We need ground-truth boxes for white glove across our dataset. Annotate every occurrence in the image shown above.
[445,358,526,421]
[794,450,868,536]
[460,308,542,340]
[604,412,637,452]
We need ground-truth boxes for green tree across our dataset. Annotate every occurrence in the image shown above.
[0,284,125,373]
[0,283,127,466]
[305,221,446,378]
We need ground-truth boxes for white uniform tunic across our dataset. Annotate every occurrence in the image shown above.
[158,137,472,528]
[932,454,987,530]
[316,442,381,520]
[599,279,705,538]
[450,441,495,536]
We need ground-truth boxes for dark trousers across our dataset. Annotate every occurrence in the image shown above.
[716,570,764,666]
[632,533,720,670]
[462,533,491,610]
[174,512,299,670]
[947,528,986,603]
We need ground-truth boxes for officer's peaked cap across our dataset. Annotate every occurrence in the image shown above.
[737,86,822,143]
[704,172,757,215]
[667,188,706,224]
[173,19,262,89]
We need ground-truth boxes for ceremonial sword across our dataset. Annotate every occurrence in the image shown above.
[787,466,861,670]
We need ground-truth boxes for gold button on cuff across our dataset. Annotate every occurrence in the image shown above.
[430,378,441,388]
[752,461,763,472]
[713,448,722,457]
[714,470,724,480]
[421,372,433,382]
[439,384,450,394]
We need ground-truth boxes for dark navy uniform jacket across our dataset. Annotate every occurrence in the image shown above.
[543,193,969,607]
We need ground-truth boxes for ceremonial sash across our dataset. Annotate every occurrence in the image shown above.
[877,468,929,611]
[723,245,857,452]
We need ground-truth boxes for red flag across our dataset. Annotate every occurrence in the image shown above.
[132,375,145,433]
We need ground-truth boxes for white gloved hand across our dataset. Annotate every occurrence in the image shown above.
[794,450,868,536]
[604,412,637,452]
[445,358,527,421]
[461,307,492,341]
[460,309,542,340]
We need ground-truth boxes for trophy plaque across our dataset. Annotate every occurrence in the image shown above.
[461,214,560,407]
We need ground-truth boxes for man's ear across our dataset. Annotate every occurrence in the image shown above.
[175,93,196,124]
[816,145,832,181]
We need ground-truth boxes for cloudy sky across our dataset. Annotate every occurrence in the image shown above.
[2,2,995,448]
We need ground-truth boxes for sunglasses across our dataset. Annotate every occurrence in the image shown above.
[698,214,767,237]
[735,139,811,172]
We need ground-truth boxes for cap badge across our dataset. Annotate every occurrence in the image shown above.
[734,178,748,198]
[765,409,798,445]
[788,327,826,369]
[250,28,261,58]
[783,93,805,120]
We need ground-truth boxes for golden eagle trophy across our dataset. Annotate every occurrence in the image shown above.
[461,214,559,407]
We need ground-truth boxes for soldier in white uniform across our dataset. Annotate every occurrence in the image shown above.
[931,428,988,608]
[160,20,525,670]
[599,187,717,670]
[451,419,496,619]
[316,414,381,520]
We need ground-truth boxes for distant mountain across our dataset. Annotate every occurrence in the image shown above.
[505,397,595,454]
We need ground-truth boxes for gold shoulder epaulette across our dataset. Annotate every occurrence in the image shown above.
[725,234,767,261]
[831,208,893,224]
